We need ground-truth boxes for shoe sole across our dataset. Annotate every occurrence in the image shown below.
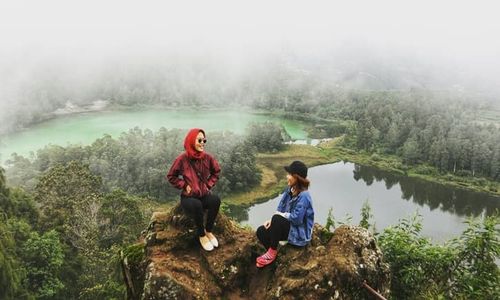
[256,259,275,268]
[200,238,214,251]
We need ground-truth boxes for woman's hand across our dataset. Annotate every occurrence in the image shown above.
[185,185,192,195]
[263,220,271,229]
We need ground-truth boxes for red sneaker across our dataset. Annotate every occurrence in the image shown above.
[256,248,277,268]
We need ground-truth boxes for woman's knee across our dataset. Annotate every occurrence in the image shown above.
[256,225,268,239]
[181,197,203,214]
[212,194,221,205]
[256,225,266,235]
[205,194,221,208]
[271,214,288,225]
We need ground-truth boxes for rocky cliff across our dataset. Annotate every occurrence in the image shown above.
[122,204,390,299]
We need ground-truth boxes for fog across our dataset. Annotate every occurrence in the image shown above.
[1,0,500,125]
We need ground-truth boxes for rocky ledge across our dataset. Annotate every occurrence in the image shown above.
[122,204,390,299]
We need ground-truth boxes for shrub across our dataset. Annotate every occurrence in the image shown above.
[378,213,500,299]
[245,121,290,153]
[449,216,500,299]
[456,170,472,177]
[378,214,455,299]
[414,165,437,175]
[359,200,373,230]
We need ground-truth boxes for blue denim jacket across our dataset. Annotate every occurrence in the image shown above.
[276,187,314,246]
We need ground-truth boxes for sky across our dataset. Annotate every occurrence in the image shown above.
[1,1,499,54]
[0,0,499,96]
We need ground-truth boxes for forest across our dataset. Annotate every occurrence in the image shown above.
[1,118,499,299]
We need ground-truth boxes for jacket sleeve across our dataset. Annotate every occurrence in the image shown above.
[276,190,288,213]
[285,195,309,226]
[166,155,186,190]
[206,155,221,188]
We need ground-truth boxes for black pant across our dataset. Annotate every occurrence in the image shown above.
[256,214,291,250]
[181,194,221,237]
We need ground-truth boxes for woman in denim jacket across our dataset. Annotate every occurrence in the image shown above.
[255,160,314,268]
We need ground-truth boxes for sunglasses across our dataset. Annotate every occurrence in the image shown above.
[197,138,207,144]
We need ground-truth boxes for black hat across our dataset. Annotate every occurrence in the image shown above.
[284,161,308,178]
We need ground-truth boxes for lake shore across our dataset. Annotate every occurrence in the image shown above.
[319,139,500,198]
[225,141,500,207]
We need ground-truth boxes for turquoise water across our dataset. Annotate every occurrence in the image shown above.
[0,109,307,163]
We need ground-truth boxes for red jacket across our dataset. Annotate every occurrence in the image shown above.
[167,152,221,198]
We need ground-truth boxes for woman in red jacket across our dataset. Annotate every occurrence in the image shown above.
[167,128,222,251]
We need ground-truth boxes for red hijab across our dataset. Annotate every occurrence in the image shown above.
[184,128,206,160]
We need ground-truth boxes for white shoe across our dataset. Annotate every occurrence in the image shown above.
[199,235,214,251]
[206,232,218,248]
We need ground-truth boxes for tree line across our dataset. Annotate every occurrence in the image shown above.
[4,52,497,134]
[5,124,288,200]
[347,90,500,181]
[253,88,499,182]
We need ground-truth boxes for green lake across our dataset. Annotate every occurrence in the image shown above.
[0,109,308,163]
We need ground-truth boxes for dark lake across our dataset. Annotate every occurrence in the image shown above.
[228,162,500,242]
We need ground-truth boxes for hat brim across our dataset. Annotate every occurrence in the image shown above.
[284,166,292,173]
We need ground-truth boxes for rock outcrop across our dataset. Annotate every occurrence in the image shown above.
[122,204,390,299]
